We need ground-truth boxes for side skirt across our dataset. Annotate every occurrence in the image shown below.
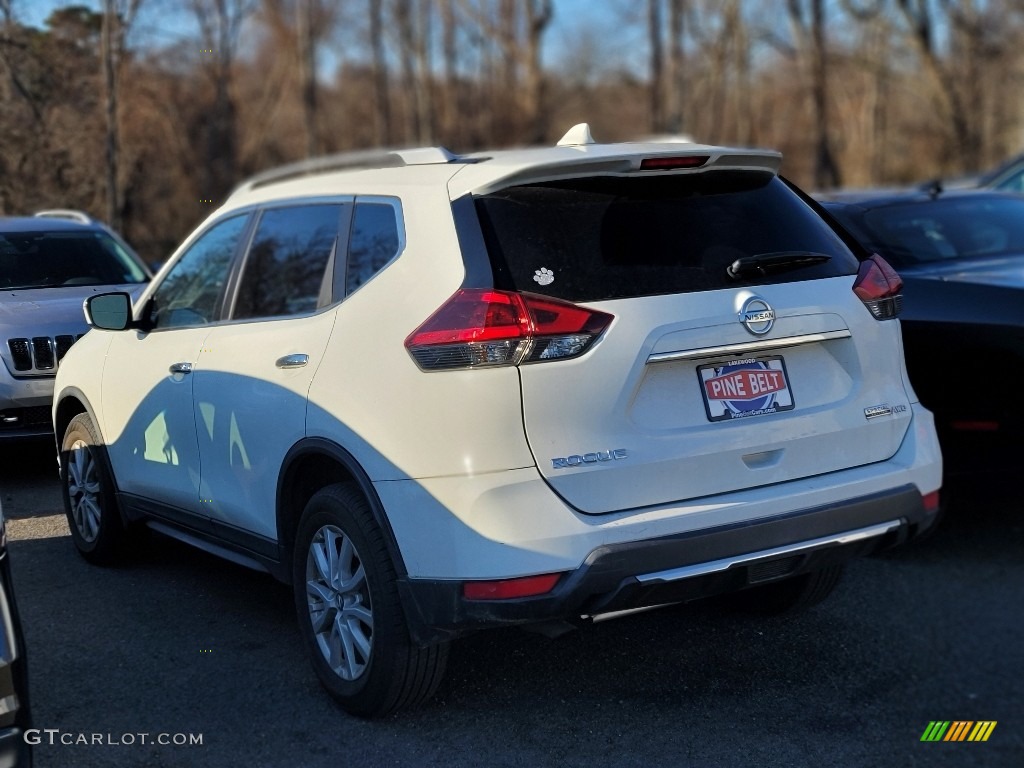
[118,493,289,582]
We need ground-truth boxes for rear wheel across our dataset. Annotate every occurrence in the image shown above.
[293,483,448,717]
[60,413,126,565]
[728,564,844,615]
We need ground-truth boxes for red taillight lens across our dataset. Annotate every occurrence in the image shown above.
[921,490,941,514]
[853,254,903,319]
[950,420,999,432]
[639,155,710,170]
[463,573,562,600]
[403,290,530,346]
[405,289,613,370]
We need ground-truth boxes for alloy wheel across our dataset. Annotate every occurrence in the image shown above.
[305,524,374,681]
[66,439,102,543]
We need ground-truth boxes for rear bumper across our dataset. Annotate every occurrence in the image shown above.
[399,483,937,645]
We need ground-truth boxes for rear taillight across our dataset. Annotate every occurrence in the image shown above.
[853,253,903,319]
[921,490,941,514]
[405,289,613,371]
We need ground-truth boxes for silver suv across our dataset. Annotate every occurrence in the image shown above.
[54,126,943,717]
[0,210,150,437]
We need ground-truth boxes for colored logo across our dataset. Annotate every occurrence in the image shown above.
[920,721,997,742]
[704,364,786,402]
[700,358,794,421]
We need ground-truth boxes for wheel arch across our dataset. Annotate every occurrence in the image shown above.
[276,438,407,583]
[54,388,132,537]
[53,388,102,453]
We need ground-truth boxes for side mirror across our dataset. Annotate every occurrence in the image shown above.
[84,292,132,331]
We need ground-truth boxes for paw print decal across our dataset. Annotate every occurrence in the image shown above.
[533,267,554,286]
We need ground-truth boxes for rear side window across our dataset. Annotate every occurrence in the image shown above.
[233,204,341,320]
[474,172,859,302]
[345,202,400,296]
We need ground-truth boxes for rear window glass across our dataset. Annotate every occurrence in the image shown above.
[860,196,1024,265]
[0,230,148,289]
[474,172,859,302]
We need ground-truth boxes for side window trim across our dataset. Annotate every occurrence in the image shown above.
[324,202,354,306]
[215,211,259,322]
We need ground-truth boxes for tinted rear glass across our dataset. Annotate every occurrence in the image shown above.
[475,172,859,302]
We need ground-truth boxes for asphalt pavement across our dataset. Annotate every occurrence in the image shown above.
[2,438,1021,767]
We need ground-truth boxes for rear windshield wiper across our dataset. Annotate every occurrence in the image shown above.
[726,251,831,279]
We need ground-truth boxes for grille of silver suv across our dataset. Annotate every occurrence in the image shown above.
[7,334,82,374]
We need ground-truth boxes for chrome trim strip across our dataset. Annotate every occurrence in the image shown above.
[646,329,852,364]
[635,520,900,585]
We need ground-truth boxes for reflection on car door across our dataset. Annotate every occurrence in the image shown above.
[102,328,210,512]
[192,203,347,541]
[194,313,336,540]
[102,214,250,515]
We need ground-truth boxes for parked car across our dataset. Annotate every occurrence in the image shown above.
[819,188,1024,474]
[977,151,1024,193]
[0,501,32,766]
[0,210,151,438]
[914,149,1024,194]
[53,125,942,717]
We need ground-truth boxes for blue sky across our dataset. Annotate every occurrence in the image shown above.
[16,0,637,71]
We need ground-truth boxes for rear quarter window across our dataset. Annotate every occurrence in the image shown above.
[474,172,859,302]
[345,202,401,296]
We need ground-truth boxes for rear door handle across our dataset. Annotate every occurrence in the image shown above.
[276,354,309,369]
[169,362,193,374]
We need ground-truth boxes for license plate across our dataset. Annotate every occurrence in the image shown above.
[698,356,795,422]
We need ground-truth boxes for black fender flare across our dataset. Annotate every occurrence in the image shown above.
[276,437,408,579]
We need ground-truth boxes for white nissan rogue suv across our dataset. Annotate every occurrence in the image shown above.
[53,125,942,717]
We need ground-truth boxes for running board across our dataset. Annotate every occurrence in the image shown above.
[146,520,271,575]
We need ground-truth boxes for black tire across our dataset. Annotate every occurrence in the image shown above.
[293,483,448,718]
[728,564,844,615]
[59,412,126,565]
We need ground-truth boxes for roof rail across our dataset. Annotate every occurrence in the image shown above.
[234,146,463,195]
[34,209,94,225]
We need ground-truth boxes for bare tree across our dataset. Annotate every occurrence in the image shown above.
[369,0,391,144]
[394,0,433,143]
[787,0,842,188]
[664,0,686,134]
[190,0,254,197]
[647,0,667,132]
[894,0,1008,171]
[101,0,144,229]
[455,0,553,145]
[522,0,553,142]
[838,0,892,182]
[438,0,459,141]
[297,0,318,156]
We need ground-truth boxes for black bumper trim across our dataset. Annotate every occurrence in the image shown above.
[398,484,935,646]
